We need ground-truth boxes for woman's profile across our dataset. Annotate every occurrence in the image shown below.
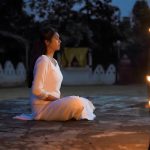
[14,26,96,121]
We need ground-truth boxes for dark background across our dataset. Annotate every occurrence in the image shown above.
[0,0,150,84]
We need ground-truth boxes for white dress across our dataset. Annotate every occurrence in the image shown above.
[14,55,96,121]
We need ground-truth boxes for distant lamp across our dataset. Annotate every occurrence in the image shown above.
[148,28,150,33]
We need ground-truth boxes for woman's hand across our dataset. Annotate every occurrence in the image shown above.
[45,95,58,101]
[60,95,64,99]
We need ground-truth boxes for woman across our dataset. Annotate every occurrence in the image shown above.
[14,26,95,121]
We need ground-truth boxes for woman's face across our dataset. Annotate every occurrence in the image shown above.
[46,32,61,52]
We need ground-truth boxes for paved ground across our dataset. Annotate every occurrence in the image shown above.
[0,85,150,150]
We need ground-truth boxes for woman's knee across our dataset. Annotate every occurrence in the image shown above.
[61,96,84,112]
[72,98,83,112]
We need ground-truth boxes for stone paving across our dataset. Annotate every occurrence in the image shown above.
[0,85,150,150]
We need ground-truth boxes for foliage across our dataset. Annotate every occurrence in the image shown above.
[26,0,120,68]
[131,0,150,81]
[0,0,36,39]
[0,0,121,69]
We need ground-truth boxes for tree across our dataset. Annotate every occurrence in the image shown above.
[79,0,120,68]
[25,0,120,68]
[131,0,150,82]
[0,0,35,39]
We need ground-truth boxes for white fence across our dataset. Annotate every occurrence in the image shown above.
[0,61,26,86]
[0,61,116,86]
[62,64,116,85]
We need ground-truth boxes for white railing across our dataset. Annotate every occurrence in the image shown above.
[0,60,116,86]
[61,64,116,85]
[0,61,26,86]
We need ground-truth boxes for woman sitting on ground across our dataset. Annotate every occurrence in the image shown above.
[14,26,96,121]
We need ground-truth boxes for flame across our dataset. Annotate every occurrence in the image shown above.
[145,100,150,108]
[149,100,150,106]
[146,75,150,82]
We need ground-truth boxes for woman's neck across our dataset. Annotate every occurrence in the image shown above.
[46,51,54,58]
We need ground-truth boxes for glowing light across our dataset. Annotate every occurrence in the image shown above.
[146,75,150,82]
[148,100,150,106]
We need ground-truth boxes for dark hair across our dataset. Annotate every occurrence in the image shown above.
[40,26,56,54]
[27,26,56,88]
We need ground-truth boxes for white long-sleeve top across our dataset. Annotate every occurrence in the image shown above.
[30,55,63,105]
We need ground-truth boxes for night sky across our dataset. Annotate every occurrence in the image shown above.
[112,0,150,17]
[24,0,150,20]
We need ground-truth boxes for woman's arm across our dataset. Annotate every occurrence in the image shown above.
[32,58,54,100]
[45,94,58,101]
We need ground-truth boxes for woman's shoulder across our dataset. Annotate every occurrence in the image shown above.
[34,55,49,67]
[36,55,49,63]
